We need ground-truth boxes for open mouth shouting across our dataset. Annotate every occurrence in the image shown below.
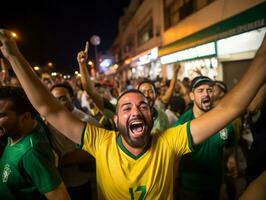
[129,119,146,139]
[201,98,211,108]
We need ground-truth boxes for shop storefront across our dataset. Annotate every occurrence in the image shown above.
[160,42,220,80]
[129,47,160,80]
[217,27,266,89]
[158,2,266,86]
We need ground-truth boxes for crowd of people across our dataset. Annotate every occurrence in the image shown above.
[0,29,266,200]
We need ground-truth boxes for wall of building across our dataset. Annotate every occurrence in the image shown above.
[119,0,165,60]
[162,0,264,46]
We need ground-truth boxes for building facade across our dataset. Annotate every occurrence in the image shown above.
[110,0,266,88]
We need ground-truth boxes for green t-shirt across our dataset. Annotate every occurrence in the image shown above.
[151,107,169,135]
[174,108,236,191]
[0,125,62,199]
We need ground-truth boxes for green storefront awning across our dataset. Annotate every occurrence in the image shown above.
[159,2,266,56]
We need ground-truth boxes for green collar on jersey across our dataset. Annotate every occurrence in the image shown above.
[117,134,151,160]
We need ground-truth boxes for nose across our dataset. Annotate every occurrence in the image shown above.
[131,105,141,116]
[142,90,149,97]
[202,89,210,97]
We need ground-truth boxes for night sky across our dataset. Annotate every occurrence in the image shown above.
[0,0,130,74]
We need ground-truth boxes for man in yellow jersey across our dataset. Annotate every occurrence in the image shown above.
[0,29,266,199]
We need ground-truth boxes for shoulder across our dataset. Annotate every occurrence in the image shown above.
[160,122,190,141]
[82,123,117,144]
[23,126,55,158]
[175,108,193,126]
[159,122,193,154]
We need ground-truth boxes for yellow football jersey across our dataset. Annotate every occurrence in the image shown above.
[81,122,193,200]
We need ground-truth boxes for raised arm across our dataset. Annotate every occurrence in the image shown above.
[247,82,266,114]
[0,29,84,144]
[0,58,10,85]
[160,64,180,104]
[77,42,105,111]
[240,171,266,200]
[45,182,71,200]
[190,35,266,145]
[176,80,191,106]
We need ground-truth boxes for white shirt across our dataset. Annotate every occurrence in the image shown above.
[165,109,178,127]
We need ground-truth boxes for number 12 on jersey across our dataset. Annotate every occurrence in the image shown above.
[129,185,146,200]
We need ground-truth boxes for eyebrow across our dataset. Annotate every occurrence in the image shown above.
[120,102,132,107]
[140,88,153,91]
[120,101,148,107]
[138,101,148,105]
[54,94,67,98]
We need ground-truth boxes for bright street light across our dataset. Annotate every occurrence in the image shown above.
[48,62,53,67]
[34,66,40,71]
[11,32,18,38]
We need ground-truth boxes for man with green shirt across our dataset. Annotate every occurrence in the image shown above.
[0,86,70,200]
[137,80,170,135]
[175,76,236,200]
[1,29,266,199]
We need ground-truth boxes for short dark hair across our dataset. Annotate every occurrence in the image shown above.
[50,82,74,97]
[214,81,228,93]
[189,76,214,91]
[137,80,157,95]
[116,89,147,113]
[168,96,186,115]
[0,86,38,118]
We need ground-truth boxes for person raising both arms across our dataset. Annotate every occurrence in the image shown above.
[0,29,265,199]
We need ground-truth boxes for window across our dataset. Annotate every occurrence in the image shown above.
[164,0,216,30]
[137,18,153,46]
[124,35,134,53]
[164,0,183,30]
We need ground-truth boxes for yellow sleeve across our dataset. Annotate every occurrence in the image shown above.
[161,122,193,157]
[79,123,115,157]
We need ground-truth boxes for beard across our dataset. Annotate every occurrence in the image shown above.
[0,127,7,138]
[194,98,213,112]
[0,116,20,139]
[117,116,153,148]
[146,97,154,108]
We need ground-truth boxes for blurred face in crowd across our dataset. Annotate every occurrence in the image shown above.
[213,84,225,101]
[138,83,156,108]
[10,77,21,87]
[182,78,190,89]
[42,78,53,89]
[190,84,214,112]
[0,100,22,139]
[114,92,153,148]
[51,87,73,111]
[159,82,168,97]
[174,81,182,96]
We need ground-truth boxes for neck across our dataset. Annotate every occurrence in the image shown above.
[192,105,205,118]
[121,137,145,156]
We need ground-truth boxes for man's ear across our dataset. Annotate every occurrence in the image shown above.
[189,92,195,101]
[18,112,32,125]
[21,112,32,120]
[113,115,118,127]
